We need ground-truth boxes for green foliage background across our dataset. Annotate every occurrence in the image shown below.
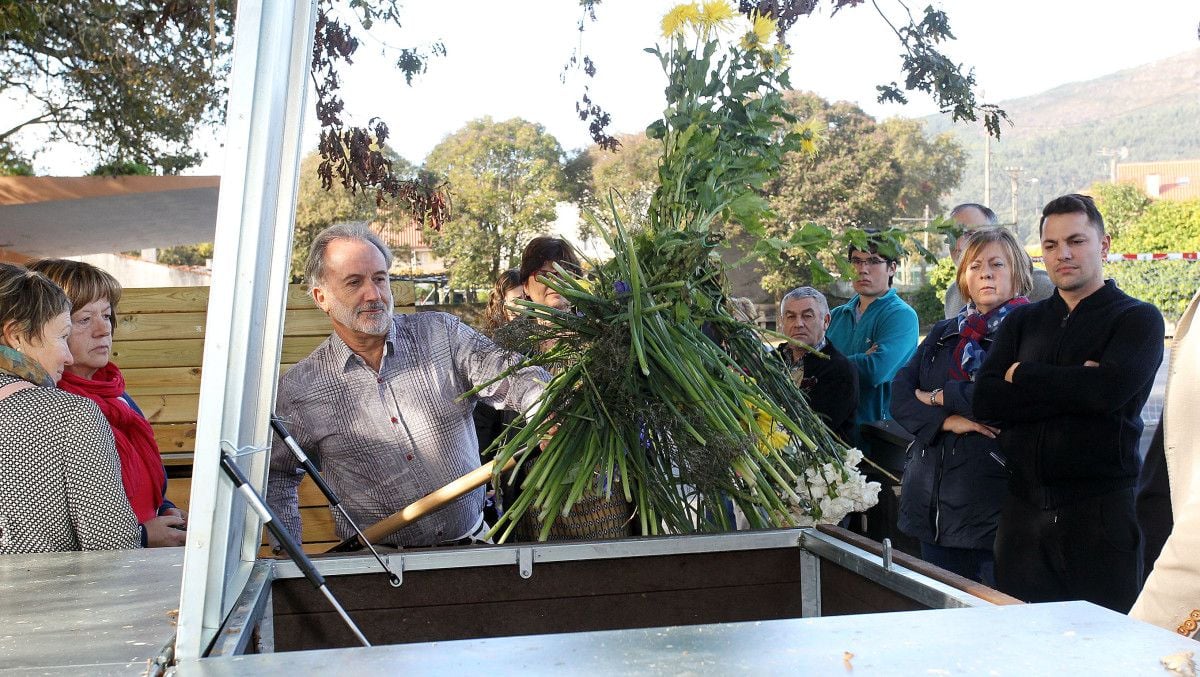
[423,117,566,291]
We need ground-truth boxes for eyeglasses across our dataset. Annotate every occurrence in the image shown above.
[848,256,887,267]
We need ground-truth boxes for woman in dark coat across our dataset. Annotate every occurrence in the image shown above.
[893,228,1033,585]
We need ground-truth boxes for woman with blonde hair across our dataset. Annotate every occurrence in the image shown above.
[0,263,141,552]
[892,227,1033,585]
[29,259,186,547]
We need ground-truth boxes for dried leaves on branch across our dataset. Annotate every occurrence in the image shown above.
[311,0,449,227]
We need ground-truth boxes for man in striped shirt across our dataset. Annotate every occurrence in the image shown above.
[267,224,549,548]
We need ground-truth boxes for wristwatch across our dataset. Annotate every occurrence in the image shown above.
[929,388,943,406]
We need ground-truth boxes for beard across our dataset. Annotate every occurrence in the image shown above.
[330,299,393,336]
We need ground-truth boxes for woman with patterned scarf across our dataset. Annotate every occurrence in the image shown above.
[30,259,186,548]
[0,263,141,553]
[892,228,1034,586]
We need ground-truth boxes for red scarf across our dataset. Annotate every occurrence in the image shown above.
[59,363,164,523]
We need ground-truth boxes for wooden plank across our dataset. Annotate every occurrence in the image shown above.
[119,286,210,314]
[131,393,202,424]
[124,367,204,397]
[153,423,196,453]
[120,281,415,315]
[113,308,344,343]
[165,476,331,526]
[111,335,327,369]
[116,312,207,340]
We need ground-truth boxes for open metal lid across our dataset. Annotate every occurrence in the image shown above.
[174,0,317,661]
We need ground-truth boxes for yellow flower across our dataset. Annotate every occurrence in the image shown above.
[741,11,777,51]
[767,429,790,450]
[662,3,701,38]
[698,1,736,34]
[796,118,823,155]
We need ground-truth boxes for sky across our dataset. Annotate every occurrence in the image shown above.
[18,0,1200,175]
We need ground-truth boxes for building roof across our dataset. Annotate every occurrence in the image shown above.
[1115,160,1200,201]
[0,175,219,260]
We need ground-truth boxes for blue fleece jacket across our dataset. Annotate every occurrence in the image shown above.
[826,288,919,444]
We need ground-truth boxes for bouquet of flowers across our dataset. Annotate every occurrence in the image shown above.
[481,2,878,542]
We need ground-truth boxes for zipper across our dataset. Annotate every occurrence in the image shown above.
[1034,306,1073,506]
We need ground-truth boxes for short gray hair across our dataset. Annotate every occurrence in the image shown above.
[304,222,393,291]
[780,286,829,318]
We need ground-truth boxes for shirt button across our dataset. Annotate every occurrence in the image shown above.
[390,416,398,424]
[377,377,383,384]
[406,454,414,461]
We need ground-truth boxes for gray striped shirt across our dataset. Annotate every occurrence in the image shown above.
[267,312,547,547]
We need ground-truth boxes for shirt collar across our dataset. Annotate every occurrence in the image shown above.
[327,315,398,370]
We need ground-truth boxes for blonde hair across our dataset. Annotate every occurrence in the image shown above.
[955,228,1033,304]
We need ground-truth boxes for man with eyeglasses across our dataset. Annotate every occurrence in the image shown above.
[826,233,919,450]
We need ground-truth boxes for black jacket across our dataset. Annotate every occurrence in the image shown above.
[893,318,1008,550]
[775,341,858,444]
[974,281,1164,508]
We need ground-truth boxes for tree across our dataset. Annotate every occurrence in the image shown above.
[1090,182,1151,242]
[1111,198,1200,254]
[291,147,417,281]
[572,132,663,235]
[759,92,901,293]
[422,117,567,291]
[0,1,235,171]
[883,118,966,219]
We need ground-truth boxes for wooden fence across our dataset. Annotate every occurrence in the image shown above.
[117,282,416,553]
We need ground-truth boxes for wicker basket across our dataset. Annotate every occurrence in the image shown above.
[511,479,634,542]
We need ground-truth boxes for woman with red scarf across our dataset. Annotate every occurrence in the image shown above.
[891,228,1033,586]
[29,259,186,548]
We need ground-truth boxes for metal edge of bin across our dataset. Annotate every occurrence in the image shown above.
[798,528,992,610]
[205,559,277,658]
[271,529,808,580]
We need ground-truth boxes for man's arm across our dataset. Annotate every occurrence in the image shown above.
[843,306,919,388]
[448,315,550,414]
[266,381,307,545]
[973,311,1048,421]
[1008,305,1164,416]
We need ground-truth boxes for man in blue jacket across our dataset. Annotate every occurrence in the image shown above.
[826,234,919,450]
[975,194,1164,612]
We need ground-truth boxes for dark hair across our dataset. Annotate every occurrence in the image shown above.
[1039,194,1105,236]
[481,269,522,337]
[847,229,898,287]
[518,236,581,285]
[949,203,999,226]
[0,263,71,345]
[304,222,393,291]
[27,259,123,319]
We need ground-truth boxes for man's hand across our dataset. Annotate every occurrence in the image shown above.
[144,515,187,547]
[941,414,1000,438]
[1004,362,1021,383]
[865,341,879,355]
[1084,360,1099,367]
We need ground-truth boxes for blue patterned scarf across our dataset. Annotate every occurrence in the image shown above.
[949,297,1029,381]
